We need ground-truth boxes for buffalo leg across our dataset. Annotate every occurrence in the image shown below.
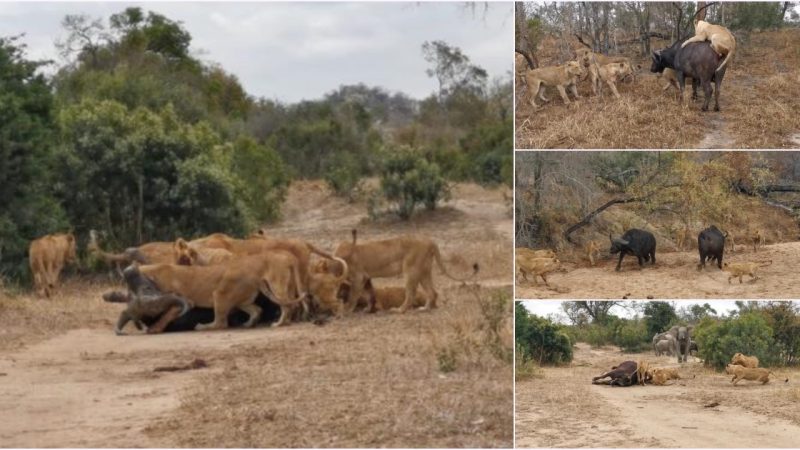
[115,312,133,336]
[714,74,722,112]
[637,255,644,269]
[701,80,712,111]
[677,71,686,104]
[691,78,699,101]
[615,253,624,271]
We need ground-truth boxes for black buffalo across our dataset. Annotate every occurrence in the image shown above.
[650,38,726,112]
[697,225,727,270]
[592,360,640,387]
[609,228,657,272]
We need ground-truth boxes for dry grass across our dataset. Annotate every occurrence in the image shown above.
[0,277,118,351]
[516,29,800,149]
[144,286,513,448]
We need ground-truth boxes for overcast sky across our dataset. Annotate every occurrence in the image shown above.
[1,1,513,103]
[518,300,799,325]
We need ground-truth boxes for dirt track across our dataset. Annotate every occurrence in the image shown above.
[0,181,513,447]
[516,242,800,299]
[516,343,800,448]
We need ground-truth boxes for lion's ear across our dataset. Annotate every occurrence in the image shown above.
[176,238,188,250]
[66,234,75,243]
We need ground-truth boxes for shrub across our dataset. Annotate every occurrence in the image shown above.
[515,303,573,365]
[694,313,779,370]
[379,145,449,220]
[515,344,544,381]
[324,152,364,202]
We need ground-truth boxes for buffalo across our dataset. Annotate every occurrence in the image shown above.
[650,38,726,111]
[697,225,727,270]
[592,360,640,387]
[609,228,657,272]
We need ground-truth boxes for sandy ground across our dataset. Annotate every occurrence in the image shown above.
[0,180,513,448]
[516,242,800,299]
[516,343,800,448]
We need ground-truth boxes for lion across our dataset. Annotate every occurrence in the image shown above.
[326,230,478,314]
[173,237,234,266]
[29,232,77,298]
[722,260,772,284]
[575,49,635,94]
[659,68,695,100]
[681,20,736,72]
[731,352,759,368]
[516,254,560,286]
[127,250,306,330]
[523,61,584,108]
[308,257,350,317]
[596,61,633,99]
[650,367,681,386]
[372,286,431,311]
[88,229,174,266]
[749,229,765,252]
[585,240,600,266]
[516,247,556,259]
[636,360,652,386]
[725,364,774,385]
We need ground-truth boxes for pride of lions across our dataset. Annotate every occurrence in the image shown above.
[593,352,784,387]
[26,228,478,335]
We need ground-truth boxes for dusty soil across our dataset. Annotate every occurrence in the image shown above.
[0,180,513,448]
[516,343,800,448]
[516,241,800,299]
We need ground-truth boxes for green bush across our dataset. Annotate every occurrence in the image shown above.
[694,313,780,370]
[379,145,449,220]
[614,320,651,353]
[515,303,573,365]
[324,152,364,202]
[515,343,544,381]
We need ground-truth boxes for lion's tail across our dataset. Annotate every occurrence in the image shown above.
[88,231,133,265]
[716,47,734,72]
[307,243,336,261]
[432,245,479,283]
[332,257,349,284]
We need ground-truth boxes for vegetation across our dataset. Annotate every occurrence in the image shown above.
[0,7,510,283]
[515,302,573,365]
[549,301,800,369]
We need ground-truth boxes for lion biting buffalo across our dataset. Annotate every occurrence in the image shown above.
[82,228,478,334]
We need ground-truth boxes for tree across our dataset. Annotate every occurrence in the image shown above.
[421,40,488,116]
[644,302,678,337]
[562,301,622,324]
[516,303,573,365]
[0,36,68,281]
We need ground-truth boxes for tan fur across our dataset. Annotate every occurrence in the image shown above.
[636,360,651,386]
[597,62,633,99]
[681,20,736,72]
[137,250,305,330]
[88,230,174,265]
[722,260,771,284]
[516,247,556,259]
[659,68,695,101]
[523,61,584,108]
[585,241,600,266]
[516,254,560,286]
[725,364,773,385]
[674,226,690,250]
[650,367,681,386]
[307,257,349,317]
[173,238,234,266]
[575,49,635,95]
[330,231,477,314]
[372,286,430,311]
[749,229,765,252]
[29,233,77,298]
[731,352,759,368]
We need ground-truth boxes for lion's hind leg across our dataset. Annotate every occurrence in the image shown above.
[418,272,438,311]
[681,33,707,48]
[239,302,262,328]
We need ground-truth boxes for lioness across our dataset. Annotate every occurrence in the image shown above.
[585,240,600,266]
[29,232,77,298]
[731,352,759,368]
[129,250,306,330]
[725,364,774,385]
[597,61,633,99]
[329,230,478,314]
[575,49,635,94]
[173,237,234,266]
[308,257,350,317]
[650,367,681,386]
[516,247,556,259]
[636,360,652,386]
[749,229,765,252]
[372,286,431,311]
[722,260,772,284]
[681,20,736,72]
[516,254,560,286]
[523,61,584,108]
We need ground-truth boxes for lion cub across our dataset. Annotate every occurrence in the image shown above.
[725,364,774,385]
[681,20,736,72]
[722,260,772,284]
[585,240,600,266]
[524,61,584,108]
[597,62,633,99]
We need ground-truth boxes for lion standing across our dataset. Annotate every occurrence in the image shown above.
[29,233,77,298]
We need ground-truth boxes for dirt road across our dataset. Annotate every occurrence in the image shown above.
[516,242,800,299]
[516,343,800,448]
[0,181,513,447]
